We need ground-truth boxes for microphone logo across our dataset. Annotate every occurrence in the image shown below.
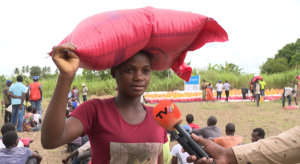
[156,104,175,119]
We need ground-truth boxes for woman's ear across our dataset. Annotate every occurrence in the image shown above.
[111,68,116,79]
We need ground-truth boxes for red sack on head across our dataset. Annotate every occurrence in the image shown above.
[50,7,228,82]
[296,75,300,80]
[252,76,263,83]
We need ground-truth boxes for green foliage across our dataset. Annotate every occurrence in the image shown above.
[14,68,20,75]
[259,58,290,74]
[82,69,112,81]
[260,38,300,74]
[30,66,42,77]
[207,62,244,75]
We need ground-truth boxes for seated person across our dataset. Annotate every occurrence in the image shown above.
[32,108,42,125]
[70,96,79,109]
[170,125,192,164]
[209,123,243,148]
[0,123,34,148]
[0,131,42,164]
[252,128,265,142]
[0,123,24,148]
[23,106,40,132]
[62,141,91,164]
[192,116,221,139]
[186,114,200,129]
[68,105,74,115]
[66,135,89,164]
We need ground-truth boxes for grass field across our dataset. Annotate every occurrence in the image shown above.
[0,96,300,164]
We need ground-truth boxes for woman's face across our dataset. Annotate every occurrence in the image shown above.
[112,52,151,98]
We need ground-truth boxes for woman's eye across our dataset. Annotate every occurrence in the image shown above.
[126,69,133,73]
[143,70,150,74]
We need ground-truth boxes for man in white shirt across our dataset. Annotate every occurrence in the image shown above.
[223,80,231,102]
[215,80,224,101]
[170,125,193,164]
[282,87,298,107]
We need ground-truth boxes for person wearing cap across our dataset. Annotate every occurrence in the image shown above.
[215,80,224,101]
[3,80,13,124]
[28,76,43,120]
[82,83,88,103]
[9,75,26,132]
[170,125,192,164]
[201,79,207,101]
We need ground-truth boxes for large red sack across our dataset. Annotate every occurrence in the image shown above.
[296,75,300,80]
[50,7,228,82]
[252,76,263,83]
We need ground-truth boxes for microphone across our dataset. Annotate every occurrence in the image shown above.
[153,100,215,164]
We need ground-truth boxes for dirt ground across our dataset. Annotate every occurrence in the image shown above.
[1,96,300,164]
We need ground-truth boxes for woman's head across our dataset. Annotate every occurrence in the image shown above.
[26,106,33,113]
[32,108,37,114]
[111,51,151,98]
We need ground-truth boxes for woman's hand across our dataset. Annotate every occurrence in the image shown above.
[52,43,80,75]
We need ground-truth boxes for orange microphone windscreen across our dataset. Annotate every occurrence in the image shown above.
[153,100,182,131]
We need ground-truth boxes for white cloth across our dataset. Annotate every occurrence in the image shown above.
[224,83,231,90]
[82,86,88,96]
[0,139,24,148]
[284,87,296,97]
[78,141,91,154]
[33,114,41,123]
[215,83,224,92]
[170,144,192,164]
[68,92,72,98]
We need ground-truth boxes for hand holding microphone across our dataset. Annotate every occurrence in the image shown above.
[153,100,216,164]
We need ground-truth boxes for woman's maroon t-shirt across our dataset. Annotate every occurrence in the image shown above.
[69,98,168,164]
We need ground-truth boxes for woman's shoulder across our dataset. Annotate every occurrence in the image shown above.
[78,97,115,109]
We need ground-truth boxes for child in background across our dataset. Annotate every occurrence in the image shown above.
[42,43,167,164]
[23,106,40,132]
[0,123,24,148]
[0,131,43,164]
[68,105,74,115]
[33,108,42,125]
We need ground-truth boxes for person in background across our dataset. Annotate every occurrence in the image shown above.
[241,87,249,100]
[23,106,40,132]
[294,77,300,96]
[163,135,172,164]
[201,79,207,101]
[223,80,231,102]
[186,114,200,129]
[192,116,221,139]
[0,131,43,164]
[251,128,265,142]
[68,90,72,100]
[32,108,42,126]
[3,80,12,124]
[259,79,266,100]
[82,83,88,103]
[0,123,24,148]
[9,75,26,132]
[209,123,243,148]
[68,105,74,115]
[282,87,298,107]
[28,76,43,120]
[206,84,215,101]
[184,126,300,164]
[252,80,262,107]
[170,125,193,164]
[72,86,80,103]
[215,80,223,101]
[62,141,91,164]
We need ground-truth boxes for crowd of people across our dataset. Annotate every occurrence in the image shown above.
[200,79,231,102]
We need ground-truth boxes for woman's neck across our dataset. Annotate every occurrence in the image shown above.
[114,92,143,110]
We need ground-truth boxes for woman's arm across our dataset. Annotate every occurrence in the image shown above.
[157,149,164,164]
[41,43,84,149]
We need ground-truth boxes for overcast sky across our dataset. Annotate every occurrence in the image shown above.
[1,0,299,76]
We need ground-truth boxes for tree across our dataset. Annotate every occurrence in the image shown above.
[274,38,300,67]
[55,68,59,74]
[30,66,42,77]
[289,52,300,67]
[14,68,20,75]
[25,65,30,75]
[21,66,25,75]
[82,69,112,80]
[259,57,289,74]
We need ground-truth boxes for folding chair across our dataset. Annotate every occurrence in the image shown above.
[1,100,5,116]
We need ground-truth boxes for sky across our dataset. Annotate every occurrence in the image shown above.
[0,0,299,76]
